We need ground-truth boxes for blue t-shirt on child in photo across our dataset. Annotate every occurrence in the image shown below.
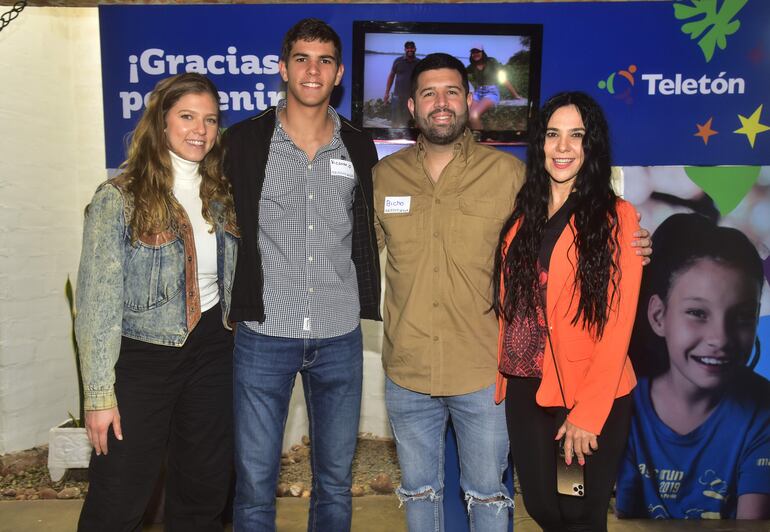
[615,372,770,519]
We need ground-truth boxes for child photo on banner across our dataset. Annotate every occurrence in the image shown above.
[615,168,770,519]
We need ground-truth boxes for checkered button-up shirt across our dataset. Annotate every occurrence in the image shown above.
[245,103,360,339]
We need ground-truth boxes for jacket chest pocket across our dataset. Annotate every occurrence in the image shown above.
[124,233,185,311]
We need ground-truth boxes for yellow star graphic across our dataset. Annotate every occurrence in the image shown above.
[694,117,718,145]
[734,104,770,148]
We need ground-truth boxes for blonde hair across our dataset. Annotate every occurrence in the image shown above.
[114,73,236,240]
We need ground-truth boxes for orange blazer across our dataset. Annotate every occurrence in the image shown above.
[494,199,642,435]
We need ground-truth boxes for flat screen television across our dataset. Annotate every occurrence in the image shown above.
[351,21,543,144]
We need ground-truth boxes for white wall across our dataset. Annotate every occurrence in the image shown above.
[0,7,391,454]
[0,7,106,454]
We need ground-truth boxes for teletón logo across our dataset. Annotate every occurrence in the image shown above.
[597,64,637,104]
[597,1,750,104]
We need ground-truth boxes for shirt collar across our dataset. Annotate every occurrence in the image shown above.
[415,128,474,163]
[274,99,342,140]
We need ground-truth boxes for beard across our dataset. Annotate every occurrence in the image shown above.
[413,106,468,145]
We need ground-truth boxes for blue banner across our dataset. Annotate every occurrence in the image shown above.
[97,3,770,526]
[99,1,770,168]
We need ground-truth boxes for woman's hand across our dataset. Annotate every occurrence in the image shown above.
[85,407,123,456]
[633,213,652,265]
[555,419,597,466]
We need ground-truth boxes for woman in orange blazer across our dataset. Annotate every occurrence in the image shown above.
[492,92,643,531]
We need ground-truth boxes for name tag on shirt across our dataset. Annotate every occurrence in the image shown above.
[384,196,411,214]
[330,159,355,180]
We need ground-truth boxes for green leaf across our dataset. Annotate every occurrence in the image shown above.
[674,0,747,63]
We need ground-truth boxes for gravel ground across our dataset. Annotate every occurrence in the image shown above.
[0,447,87,501]
[278,435,401,497]
[0,436,401,501]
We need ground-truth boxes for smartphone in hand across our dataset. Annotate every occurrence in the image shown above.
[556,438,585,497]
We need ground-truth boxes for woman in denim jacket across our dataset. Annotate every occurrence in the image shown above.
[75,73,238,531]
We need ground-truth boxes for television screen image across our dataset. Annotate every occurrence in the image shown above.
[352,21,542,144]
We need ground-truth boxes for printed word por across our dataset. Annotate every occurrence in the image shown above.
[119,85,285,119]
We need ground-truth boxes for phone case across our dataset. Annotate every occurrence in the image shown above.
[556,441,585,497]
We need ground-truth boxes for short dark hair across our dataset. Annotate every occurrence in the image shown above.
[410,52,469,98]
[404,41,416,49]
[280,18,342,65]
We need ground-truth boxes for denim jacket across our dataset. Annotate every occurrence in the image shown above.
[75,181,238,410]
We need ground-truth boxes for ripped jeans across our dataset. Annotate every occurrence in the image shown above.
[385,378,512,532]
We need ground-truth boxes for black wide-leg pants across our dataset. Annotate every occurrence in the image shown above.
[78,305,233,532]
[505,377,631,532]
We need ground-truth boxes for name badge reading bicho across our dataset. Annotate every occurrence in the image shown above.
[330,159,355,180]
[384,196,411,214]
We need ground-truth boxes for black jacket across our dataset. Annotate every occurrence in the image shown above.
[223,107,382,323]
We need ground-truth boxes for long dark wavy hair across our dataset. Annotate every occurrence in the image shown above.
[493,91,620,338]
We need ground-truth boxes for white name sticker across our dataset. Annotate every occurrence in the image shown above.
[384,196,411,214]
[330,158,355,180]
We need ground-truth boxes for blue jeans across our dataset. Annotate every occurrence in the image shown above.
[385,377,512,532]
[233,324,363,532]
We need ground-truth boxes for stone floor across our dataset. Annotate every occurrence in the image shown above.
[2,497,769,531]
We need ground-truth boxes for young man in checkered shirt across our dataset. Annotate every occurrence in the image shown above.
[223,19,381,532]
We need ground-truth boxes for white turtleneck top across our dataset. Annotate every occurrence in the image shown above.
[170,150,219,312]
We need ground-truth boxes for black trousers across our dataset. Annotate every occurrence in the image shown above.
[78,306,233,532]
[505,377,631,532]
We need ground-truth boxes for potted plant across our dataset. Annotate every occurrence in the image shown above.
[48,277,92,481]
